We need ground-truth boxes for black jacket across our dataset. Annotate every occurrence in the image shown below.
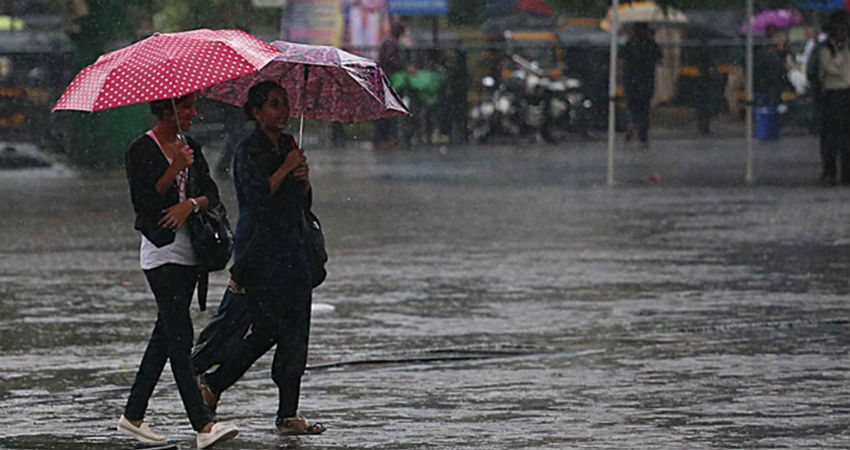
[125,133,221,247]
[232,129,311,260]
[623,37,661,98]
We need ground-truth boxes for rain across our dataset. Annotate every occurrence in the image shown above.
[3,1,850,449]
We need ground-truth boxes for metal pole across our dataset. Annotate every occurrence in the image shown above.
[432,17,439,48]
[171,98,186,144]
[745,0,754,184]
[299,66,309,147]
[607,0,620,187]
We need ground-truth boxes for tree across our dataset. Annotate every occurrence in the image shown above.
[46,0,151,167]
[152,0,279,35]
[50,0,280,167]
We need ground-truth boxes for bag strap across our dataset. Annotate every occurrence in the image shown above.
[196,270,209,311]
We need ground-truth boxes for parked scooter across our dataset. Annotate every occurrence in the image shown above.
[470,54,591,144]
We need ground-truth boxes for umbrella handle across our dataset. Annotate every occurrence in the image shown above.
[171,98,187,144]
[299,113,305,148]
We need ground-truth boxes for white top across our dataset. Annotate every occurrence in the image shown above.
[139,130,198,270]
[819,44,850,91]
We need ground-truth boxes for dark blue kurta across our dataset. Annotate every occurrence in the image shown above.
[194,128,316,419]
[233,129,311,264]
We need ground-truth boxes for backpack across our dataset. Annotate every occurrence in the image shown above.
[806,40,836,101]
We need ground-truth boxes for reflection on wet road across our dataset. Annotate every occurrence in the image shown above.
[2,137,850,449]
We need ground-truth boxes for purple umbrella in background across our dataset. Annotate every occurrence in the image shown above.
[740,9,804,35]
[203,41,410,145]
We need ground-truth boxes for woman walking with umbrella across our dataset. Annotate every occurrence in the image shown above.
[622,23,661,149]
[197,81,324,435]
[191,41,407,433]
[51,29,283,447]
[119,92,238,448]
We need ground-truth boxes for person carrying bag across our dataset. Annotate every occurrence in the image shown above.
[119,92,238,449]
[193,81,326,436]
[187,190,233,311]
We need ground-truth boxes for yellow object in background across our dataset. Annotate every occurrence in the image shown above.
[0,16,25,31]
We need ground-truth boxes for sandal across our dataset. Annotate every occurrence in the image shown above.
[198,375,219,417]
[276,416,326,435]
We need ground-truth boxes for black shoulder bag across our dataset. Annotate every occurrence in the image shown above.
[188,203,233,311]
[189,203,234,272]
[302,209,327,288]
[183,141,233,310]
[229,208,327,291]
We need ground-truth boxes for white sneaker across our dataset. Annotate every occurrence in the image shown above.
[197,421,238,449]
[117,415,167,444]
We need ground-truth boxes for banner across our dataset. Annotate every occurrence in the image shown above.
[253,0,287,7]
[284,0,344,46]
[344,0,387,49]
[387,0,448,15]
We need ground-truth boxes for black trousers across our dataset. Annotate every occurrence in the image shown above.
[820,89,850,184]
[124,264,212,431]
[627,93,652,143]
[204,255,312,419]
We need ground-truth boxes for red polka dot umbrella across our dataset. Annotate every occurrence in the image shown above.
[52,28,280,113]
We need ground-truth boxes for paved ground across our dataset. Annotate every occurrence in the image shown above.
[2,133,850,450]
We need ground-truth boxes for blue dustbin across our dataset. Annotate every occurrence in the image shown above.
[755,107,781,141]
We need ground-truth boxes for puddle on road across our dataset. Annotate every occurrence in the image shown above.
[3,145,850,449]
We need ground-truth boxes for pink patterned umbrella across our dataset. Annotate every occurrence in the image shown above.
[53,29,280,112]
[202,41,410,131]
[739,9,804,35]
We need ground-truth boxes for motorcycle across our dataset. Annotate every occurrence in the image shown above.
[470,55,592,144]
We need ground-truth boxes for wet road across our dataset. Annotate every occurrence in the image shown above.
[2,136,850,449]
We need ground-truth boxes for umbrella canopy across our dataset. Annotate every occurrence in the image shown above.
[739,9,803,35]
[53,29,280,112]
[202,41,409,123]
[601,1,688,31]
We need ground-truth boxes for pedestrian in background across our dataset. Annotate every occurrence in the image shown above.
[215,104,247,177]
[694,36,716,135]
[120,92,238,449]
[374,21,406,149]
[622,23,661,149]
[815,10,850,186]
[754,26,790,109]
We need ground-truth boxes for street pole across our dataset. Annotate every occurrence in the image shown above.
[279,3,289,40]
[432,17,439,48]
[607,0,619,187]
[745,0,754,184]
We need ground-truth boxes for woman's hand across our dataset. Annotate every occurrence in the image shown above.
[172,145,195,171]
[282,148,306,173]
[292,162,310,184]
[155,144,195,195]
[158,200,194,230]
[269,148,307,194]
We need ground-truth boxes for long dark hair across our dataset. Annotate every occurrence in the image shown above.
[825,10,849,38]
[243,81,288,121]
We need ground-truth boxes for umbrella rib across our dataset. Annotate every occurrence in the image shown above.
[329,64,386,107]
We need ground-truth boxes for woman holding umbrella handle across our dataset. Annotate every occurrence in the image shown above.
[196,81,325,435]
[120,92,238,449]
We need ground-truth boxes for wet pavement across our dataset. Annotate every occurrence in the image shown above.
[2,135,850,449]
